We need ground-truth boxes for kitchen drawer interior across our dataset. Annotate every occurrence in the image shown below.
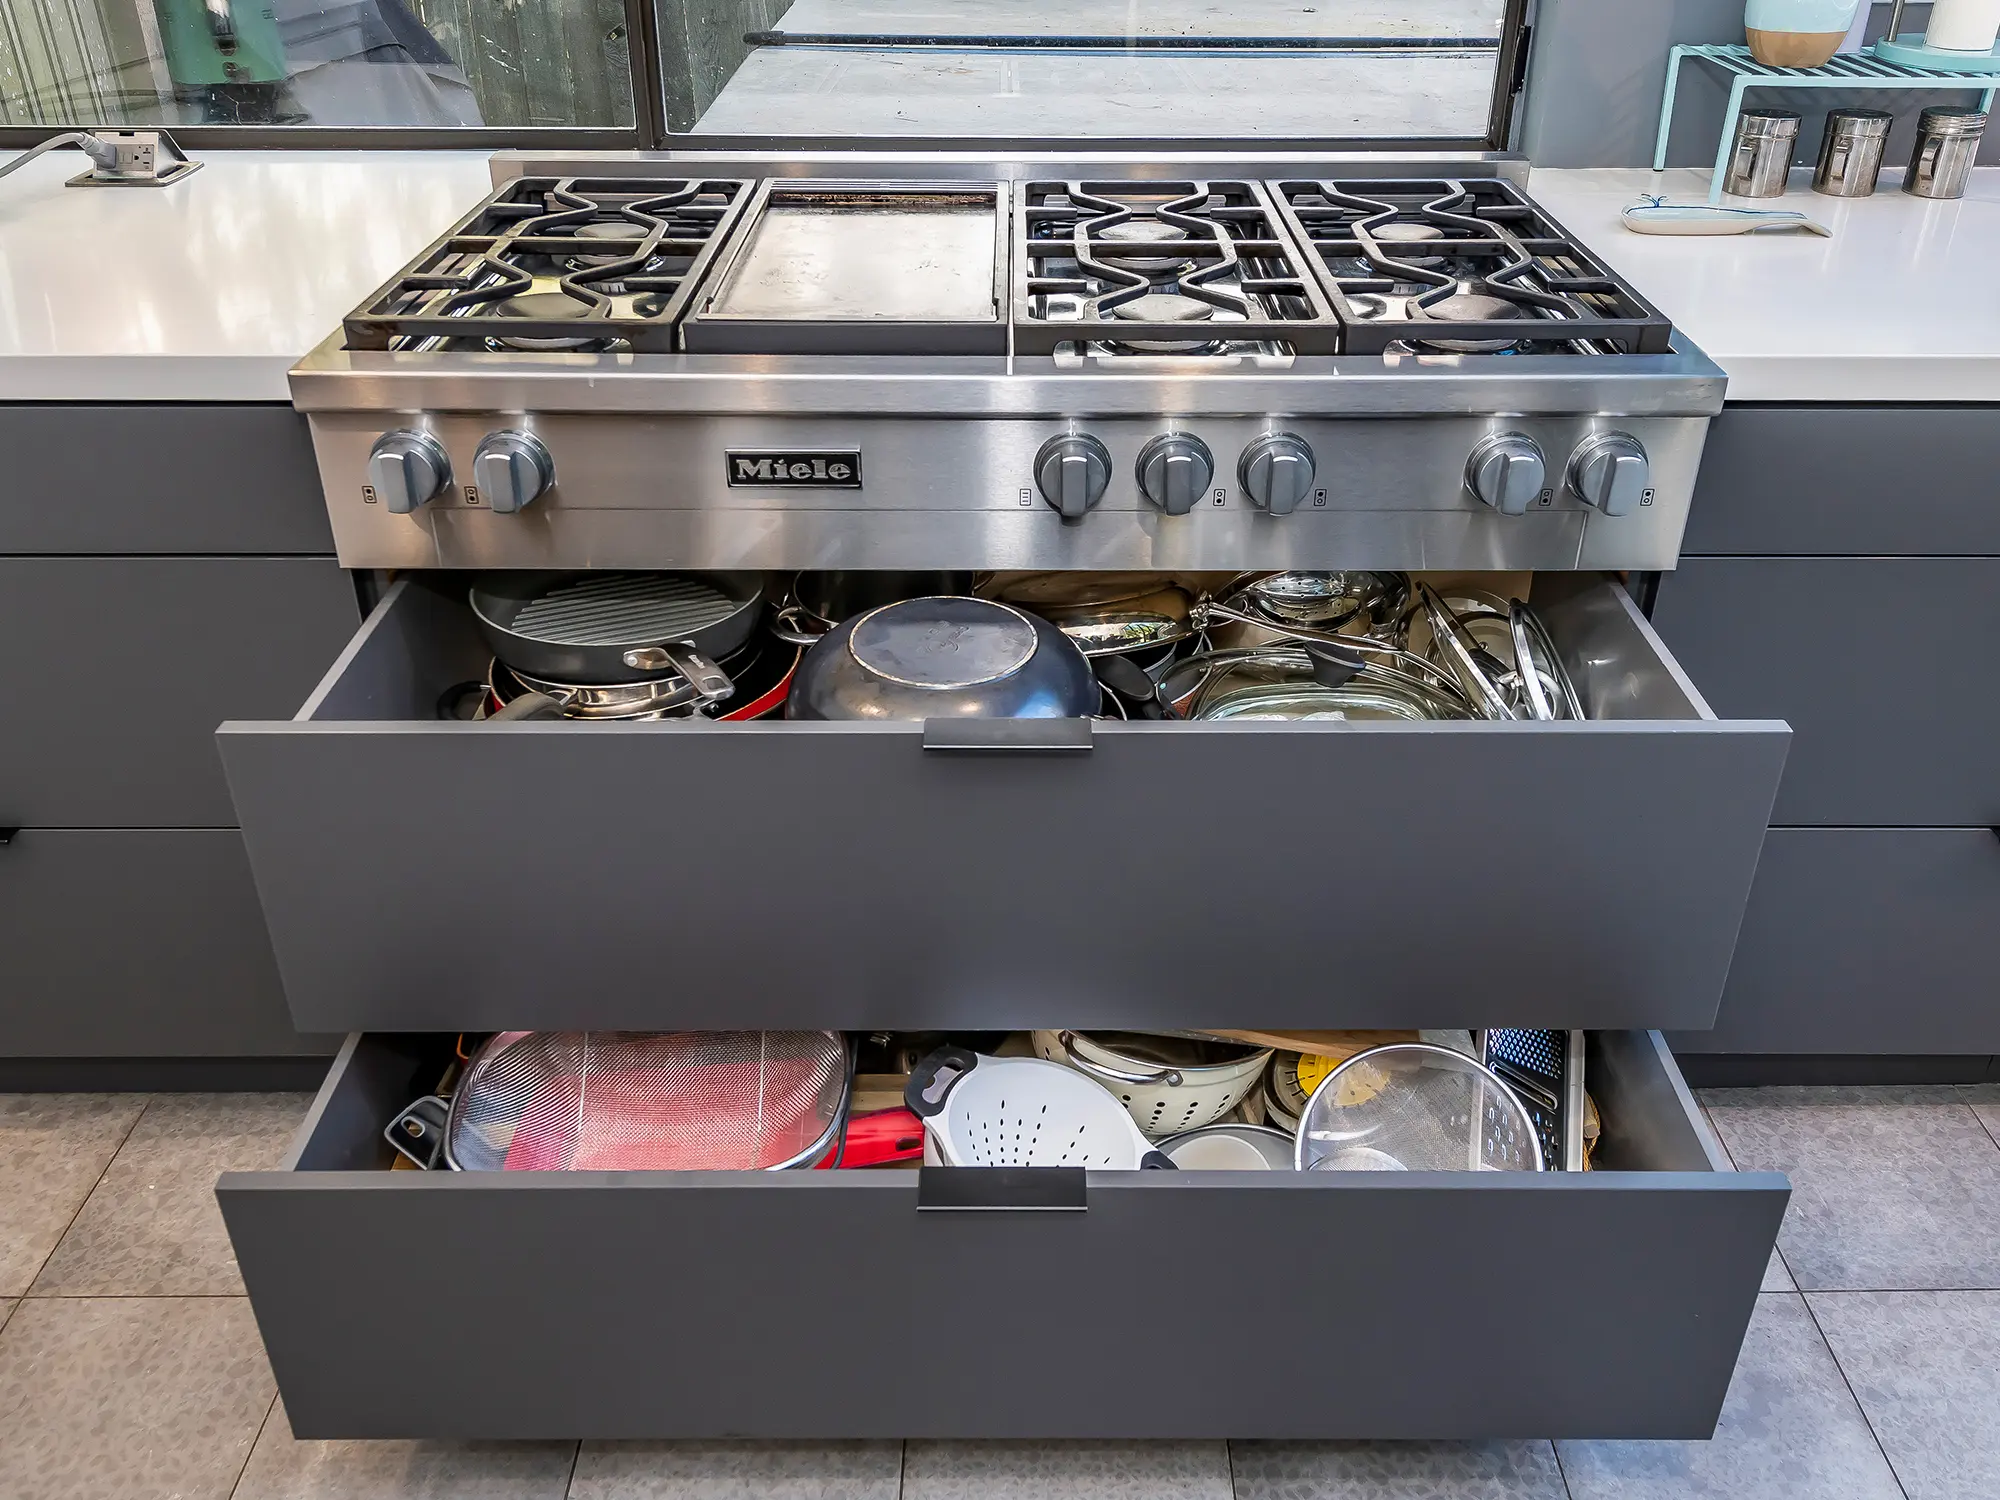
[218,569,1787,1035]
[220,1027,1787,1440]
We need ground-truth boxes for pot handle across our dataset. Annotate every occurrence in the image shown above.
[1058,1030,1183,1088]
[904,1045,980,1119]
[768,602,827,648]
[384,1095,451,1169]
[1140,1149,1178,1171]
[621,642,734,705]
[487,690,564,722]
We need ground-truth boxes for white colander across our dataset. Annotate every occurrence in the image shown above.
[903,1047,1173,1169]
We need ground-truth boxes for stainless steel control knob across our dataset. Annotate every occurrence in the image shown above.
[1238,433,1316,516]
[1136,433,1214,516]
[1035,433,1114,521]
[1567,432,1651,517]
[367,430,452,515]
[1465,432,1547,517]
[473,430,555,515]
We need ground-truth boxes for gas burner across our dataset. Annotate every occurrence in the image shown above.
[1366,220,1449,267]
[487,290,624,353]
[1092,218,1191,273]
[1274,178,1676,356]
[563,219,650,269]
[1107,291,1217,353]
[1016,180,1340,355]
[1407,289,1533,353]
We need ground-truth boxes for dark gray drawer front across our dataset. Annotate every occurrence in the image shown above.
[0,829,333,1058]
[220,1030,1784,1440]
[1670,828,2000,1057]
[0,406,333,555]
[1685,407,2000,557]
[0,557,359,827]
[218,579,1788,1035]
[1652,557,1998,827]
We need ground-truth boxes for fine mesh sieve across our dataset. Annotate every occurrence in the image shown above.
[393,1031,850,1171]
[1295,1043,1543,1173]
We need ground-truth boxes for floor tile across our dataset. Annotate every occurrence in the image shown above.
[0,1295,275,1500]
[902,1440,1231,1500]
[1231,1439,1567,1498]
[1961,1085,2000,1149]
[1762,1248,1796,1293]
[31,1093,309,1295]
[1557,1293,1902,1500]
[570,1440,901,1499]
[0,1094,143,1295]
[1811,1290,2000,1500]
[233,1396,576,1499]
[1703,1086,2000,1290]
[0,1299,13,1336]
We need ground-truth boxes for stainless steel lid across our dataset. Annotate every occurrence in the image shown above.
[1737,109,1801,139]
[1918,106,1989,136]
[1825,109,1893,138]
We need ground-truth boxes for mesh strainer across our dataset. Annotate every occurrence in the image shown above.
[386,1031,851,1171]
[1295,1043,1543,1173]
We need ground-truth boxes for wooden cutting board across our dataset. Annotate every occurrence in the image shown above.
[1193,1028,1420,1059]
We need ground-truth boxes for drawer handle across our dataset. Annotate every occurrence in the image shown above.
[918,1165,1088,1212]
[920,718,1093,754]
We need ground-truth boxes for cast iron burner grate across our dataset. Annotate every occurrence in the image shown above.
[1013,180,1343,356]
[1272,179,1676,356]
[342,177,754,353]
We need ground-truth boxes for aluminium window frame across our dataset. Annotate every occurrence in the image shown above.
[0,0,1528,151]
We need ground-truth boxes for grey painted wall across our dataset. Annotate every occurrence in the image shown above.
[1520,1,2000,169]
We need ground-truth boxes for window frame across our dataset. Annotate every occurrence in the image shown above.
[0,0,1528,151]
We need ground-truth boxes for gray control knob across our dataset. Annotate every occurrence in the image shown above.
[1035,433,1114,521]
[1238,433,1316,516]
[367,430,452,516]
[473,430,555,515]
[1465,432,1547,517]
[1567,432,1651,518]
[1136,433,1214,516]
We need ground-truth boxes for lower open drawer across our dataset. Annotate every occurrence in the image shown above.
[219,1029,1787,1440]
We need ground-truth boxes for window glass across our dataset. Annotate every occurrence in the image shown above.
[0,0,636,127]
[672,0,1510,138]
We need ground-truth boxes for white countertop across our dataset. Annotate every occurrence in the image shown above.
[3,148,1998,404]
[1528,165,2000,403]
[0,150,493,402]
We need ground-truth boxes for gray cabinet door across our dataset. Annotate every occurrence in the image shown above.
[0,558,359,827]
[0,829,333,1057]
[0,406,334,555]
[1683,407,2000,557]
[1670,828,2000,1056]
[1652,557,1999,827]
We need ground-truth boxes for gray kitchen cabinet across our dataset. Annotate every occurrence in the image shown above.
[1668,829,2000,1056]
[0,829,333,1057]
[1651,556,1998,828]
[0,406,334,555]
[1679,406,2000,558]
[0,557,360,829]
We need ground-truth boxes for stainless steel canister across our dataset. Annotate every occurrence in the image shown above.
[1813,109,1893,197]
[1904,106,1987,199]
[1724,109,1802,198]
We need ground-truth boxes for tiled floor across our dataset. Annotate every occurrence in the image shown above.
[1,1085,1997,1498]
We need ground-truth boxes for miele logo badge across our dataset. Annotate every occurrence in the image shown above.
[726,451,862,488]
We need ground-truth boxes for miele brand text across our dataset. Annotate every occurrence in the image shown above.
[726,451,863,488]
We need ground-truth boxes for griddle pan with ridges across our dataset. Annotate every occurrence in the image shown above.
[470,570,765,689]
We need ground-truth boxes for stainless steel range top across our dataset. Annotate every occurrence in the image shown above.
[291,152,1725,574]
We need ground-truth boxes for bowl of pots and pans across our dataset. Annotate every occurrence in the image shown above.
[785,596,1098,721]
[1032,1030,1273,1139]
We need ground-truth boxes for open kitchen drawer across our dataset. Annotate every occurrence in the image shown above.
[219,1028,1786,1439]
[216,574,1787,1035]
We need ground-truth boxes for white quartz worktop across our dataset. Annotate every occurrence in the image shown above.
[0,150,492,402]
[3,148,1999,403]
[1528,165,2000,403]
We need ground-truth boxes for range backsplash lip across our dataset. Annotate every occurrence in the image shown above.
[288,337,1727,417]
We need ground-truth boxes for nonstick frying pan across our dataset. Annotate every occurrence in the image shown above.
[470,571,766,691]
